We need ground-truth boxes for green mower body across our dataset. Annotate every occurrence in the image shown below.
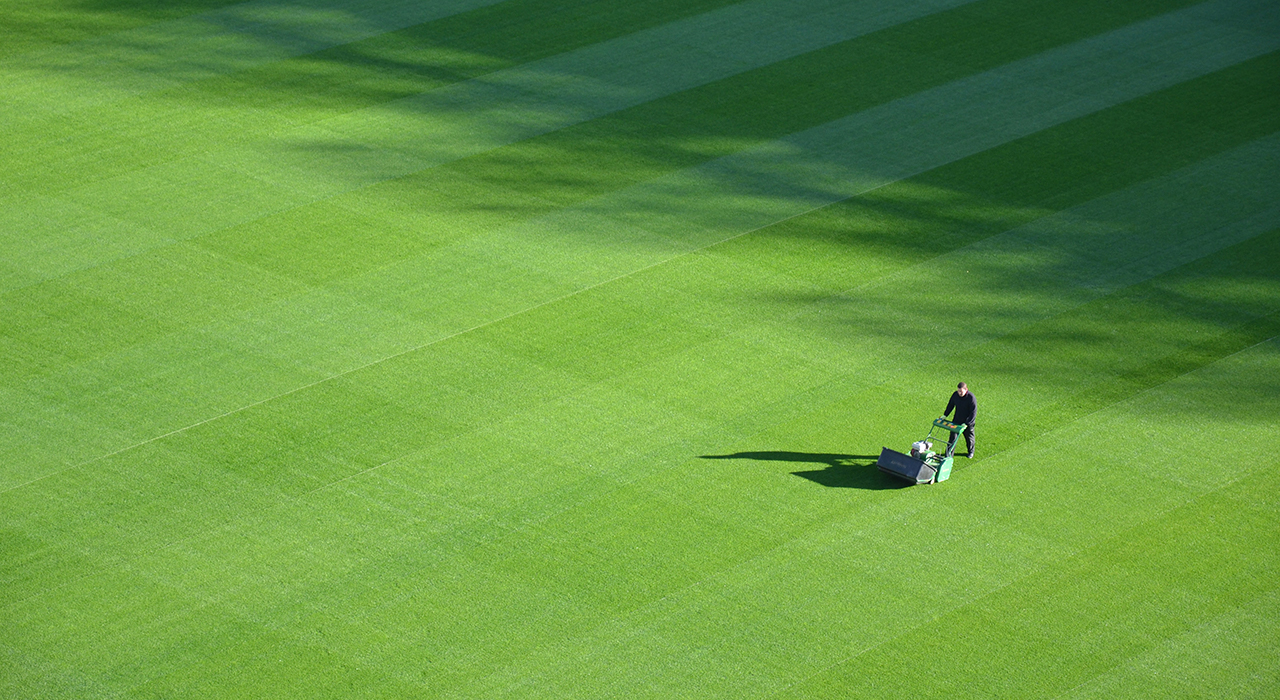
[876,418,965,484]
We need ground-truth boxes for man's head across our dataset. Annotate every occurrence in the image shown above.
[957,382,968,396]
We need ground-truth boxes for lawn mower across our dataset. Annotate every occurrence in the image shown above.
[876,417,966,484]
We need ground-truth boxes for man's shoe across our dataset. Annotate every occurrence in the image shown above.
[967,453,974,459]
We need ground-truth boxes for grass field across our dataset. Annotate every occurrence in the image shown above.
[3,0,1279,697]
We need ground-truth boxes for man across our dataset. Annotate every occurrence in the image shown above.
[942,382,976,459]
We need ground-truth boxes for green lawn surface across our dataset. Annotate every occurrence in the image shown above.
[2,0,1277,697]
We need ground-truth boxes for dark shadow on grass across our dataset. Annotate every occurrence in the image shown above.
[700,451,908,490]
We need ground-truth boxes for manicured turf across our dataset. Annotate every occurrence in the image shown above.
[2,0,1277,697]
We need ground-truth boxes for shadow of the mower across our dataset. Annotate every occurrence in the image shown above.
[699,451,907,490]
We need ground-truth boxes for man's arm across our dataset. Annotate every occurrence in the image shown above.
[943,393,956,418]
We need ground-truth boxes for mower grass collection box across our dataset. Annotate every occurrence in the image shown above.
[877,417,966,484]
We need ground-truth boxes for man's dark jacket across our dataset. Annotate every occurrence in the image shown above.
[945,391,977,426]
